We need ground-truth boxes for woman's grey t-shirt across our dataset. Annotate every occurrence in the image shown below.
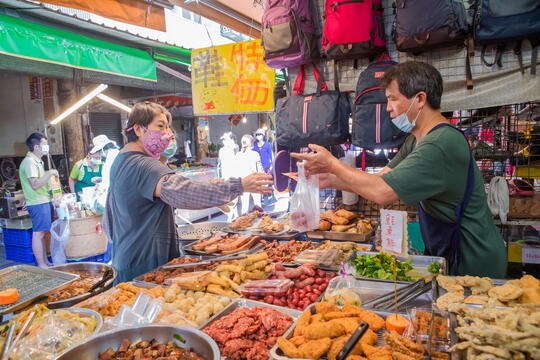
[107,151,176,282]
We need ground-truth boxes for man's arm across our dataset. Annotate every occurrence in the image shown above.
[375,167,392,176]
[28,170,57,190]
[68,177,76,193]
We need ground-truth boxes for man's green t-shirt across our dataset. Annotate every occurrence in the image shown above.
[382,126,506,278]
[19,152,51,206]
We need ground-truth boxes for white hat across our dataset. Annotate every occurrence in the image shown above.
[90,135,116,154]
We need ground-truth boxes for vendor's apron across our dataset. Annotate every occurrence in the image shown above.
[417,123,475,275]
[74,164,102,200]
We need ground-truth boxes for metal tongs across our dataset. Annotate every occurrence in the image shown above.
[0,311,36,360]
[88,268,115,294]
[335,322,370,360]
[363,277,433,311]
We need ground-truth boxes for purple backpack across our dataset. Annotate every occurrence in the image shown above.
[262,0,319,69]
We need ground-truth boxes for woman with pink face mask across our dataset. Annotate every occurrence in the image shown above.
[106,102,273,282]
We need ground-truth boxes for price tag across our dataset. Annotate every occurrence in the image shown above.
[380,209,408,256]
[522,247,540,264]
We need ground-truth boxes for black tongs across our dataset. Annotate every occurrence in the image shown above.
[335,322,370,360]
[88,269,114,293]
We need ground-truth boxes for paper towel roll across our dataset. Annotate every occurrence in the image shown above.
[340,152,358,205]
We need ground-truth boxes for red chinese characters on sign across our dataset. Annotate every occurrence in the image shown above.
[229,42,270,106]
[380,210,405,255]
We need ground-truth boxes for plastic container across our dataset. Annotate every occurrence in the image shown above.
[4,244,37,265]
[403,308,451,352]
[3,228,33,247]
[294,249,341,268]
[239,279,293,297]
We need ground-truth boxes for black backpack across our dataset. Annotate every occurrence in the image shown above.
[352,60,408,149]
[392,0,469,54]
[471,0,540,75]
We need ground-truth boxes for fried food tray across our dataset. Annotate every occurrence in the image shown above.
[223,226,300,240]
[183,236,266,256]
[200,298,302,332]
[0,265,80,314]
[344,251,447,283]
[305,229,375,242]
[432,276,508,309]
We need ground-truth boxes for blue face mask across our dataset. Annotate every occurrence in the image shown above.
[161,141,177,159]
[391,96,422,133]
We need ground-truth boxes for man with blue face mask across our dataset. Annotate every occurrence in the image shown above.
[292,61,506,278]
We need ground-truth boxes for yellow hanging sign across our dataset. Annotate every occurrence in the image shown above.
[191,40,275,115]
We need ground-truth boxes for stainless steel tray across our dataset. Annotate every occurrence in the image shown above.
[56,325,220,360]
[200,298,302,331]
[47,262,117,309]
[306,229,375,242]
[183,237,265,257]
[343,251,447,283]
[176,221,230,240]
[132,255,210,286]
[432,276,507,309]
[223,226,300,240]
[0,264,79,314]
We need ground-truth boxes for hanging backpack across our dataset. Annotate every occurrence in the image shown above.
[471,0,540,75]
[276,64,351,148]
[352,59,408,149]
[262,0,319,69]
[321,0,386,60]
[392,0,468,54]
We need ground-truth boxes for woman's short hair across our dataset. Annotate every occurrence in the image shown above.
[125,102,170,143]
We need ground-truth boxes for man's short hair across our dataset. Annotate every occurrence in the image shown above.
[380,61,443,110]
[25,132,46,151]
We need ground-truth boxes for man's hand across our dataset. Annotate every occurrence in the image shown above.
[91,177,102,184]
[241,173,273,194]
[318,173,338,189]
[291,144,339,175]
[47,169,59,178]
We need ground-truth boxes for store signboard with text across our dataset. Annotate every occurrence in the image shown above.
[191,40,275,115]
[380,209,409,257]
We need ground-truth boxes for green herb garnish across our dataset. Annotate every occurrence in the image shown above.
[428,262,442,274]
[174,334,186,344]
[352,253,413,282]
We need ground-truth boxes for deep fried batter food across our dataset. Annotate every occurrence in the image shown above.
[520,274,540,289]
[361,329,379,346]
[437,275,464,293]
[488,282,523,302]
[277,337,301,358]
[347,356,367,360]
[464,294,489,305]
[289,336,306,347]
[361,344,392,360]
[456,275,480,287]
[315,302,340,314]
[470,277,493,295]
[323,311,360,321]
[328,336,347,360]
[436,291,465,311]
[303,322,346,340]
[319,220,332,231]
[311,314,324,324]
[294,311,312,337]
[340,305,385,332]
[519,287,540,305]
[335,209,357,221]
[298,338,332,359]
[328,317,362,334]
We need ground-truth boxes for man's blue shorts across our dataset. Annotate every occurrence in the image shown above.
[27,202,54,232]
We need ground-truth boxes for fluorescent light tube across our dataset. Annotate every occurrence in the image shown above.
[97,94,132,113]
[50,84,108,125]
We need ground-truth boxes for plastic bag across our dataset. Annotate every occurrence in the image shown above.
[323,275,363,307]
[50,218,70,265]
[289,162,320,232]
[103,292,162,331]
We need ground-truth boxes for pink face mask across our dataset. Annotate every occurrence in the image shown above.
[142,128,171,158]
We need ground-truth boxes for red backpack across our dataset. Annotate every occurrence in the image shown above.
[321,0,386,60]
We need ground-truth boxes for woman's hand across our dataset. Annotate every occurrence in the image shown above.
[291,144,339,175]
[242,173,273,194]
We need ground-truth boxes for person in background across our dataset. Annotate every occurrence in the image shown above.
[19,133,58,268]
[253,128,273,174]
[237,134,264,215]
[69,145,103,201]
[106,102,272,282]
[218,132,238,180]
[160,128,178,166]
[92,135,119,214]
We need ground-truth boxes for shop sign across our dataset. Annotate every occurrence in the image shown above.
[380,209,408,256]
[191,40,275,115]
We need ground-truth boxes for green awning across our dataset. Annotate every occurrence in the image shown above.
[0,14,156,82]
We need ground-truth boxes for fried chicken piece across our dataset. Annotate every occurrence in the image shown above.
[299,337,332,359]
[294,311,312,337]
[303,322,346,340]
[519,274,540,289]
[315,302,340,314]
[259,215,273,228]
[362,344,392,360]
[437,275,464,293]
[311,314,324,324]
[289,336,307,347]
[340,305,385,332]
[322,213,350,225]
[464,294,489,305]
[328,336,348,360]
[277,337,302,358]
[456,275,480,287]
[347,356,367,360]
[384,332,423,358]
[328,317,362,334]
[319,220,332,231]
[488,283,523,302]
[436,291,465,311]
[361,329,379,346]
[470,277,493,295]
[335,209,356,221]
[323,311,360,321]
[520,287,540,305]
[391,353,419,360]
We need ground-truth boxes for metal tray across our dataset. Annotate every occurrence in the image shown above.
[306,229,375,242]
[200,298,302,331]
[56,325,220,360]
[343,251,447,283]
[223,226,300,240]
[432,276,507,309]
[47,262,117,309]
[0,265,80,314]
[183,236,265,256]
[132,255,211,286]
[176,221,230,240]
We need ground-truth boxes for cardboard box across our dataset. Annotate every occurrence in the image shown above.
[508,242,540,264]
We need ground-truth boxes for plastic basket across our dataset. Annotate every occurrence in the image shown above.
[2,228,33,247]
[66,242,112,263]
[4,244,37,265]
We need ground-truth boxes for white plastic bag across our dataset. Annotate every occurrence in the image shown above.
[50,218,70,265]
[290,162,320,232]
